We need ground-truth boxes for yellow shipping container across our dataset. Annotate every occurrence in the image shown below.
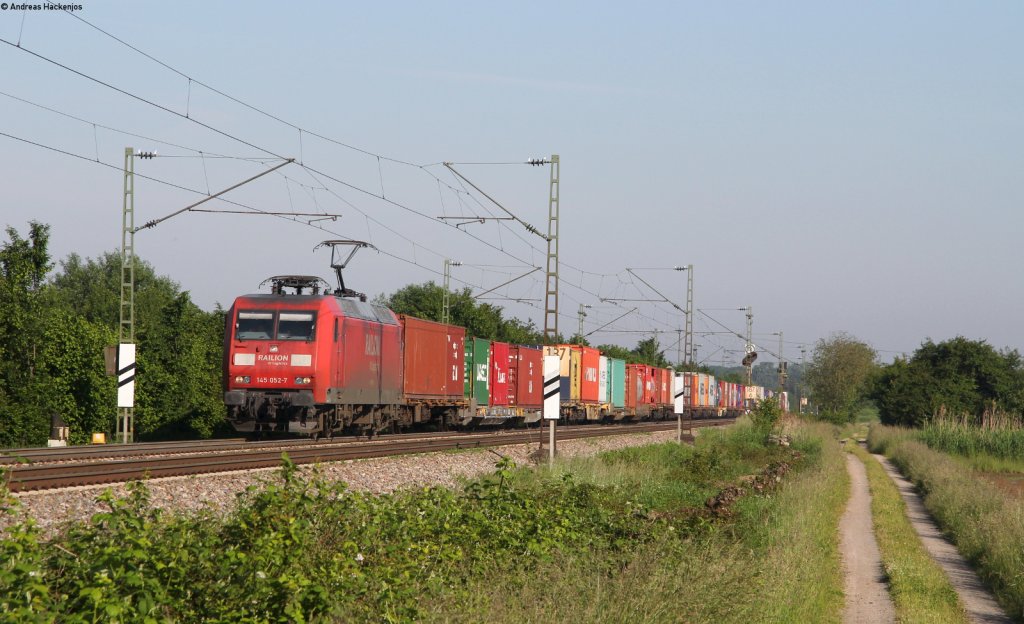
[545,345,583,402]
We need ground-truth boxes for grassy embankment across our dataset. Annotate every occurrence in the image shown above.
[870,425,1024,620]
[0,419,849,623]
[846,442,968,623]
[433,420,848,623]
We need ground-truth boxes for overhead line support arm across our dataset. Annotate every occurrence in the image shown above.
[135,158,294,231]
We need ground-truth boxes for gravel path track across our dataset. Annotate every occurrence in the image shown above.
[840,452,896,624]
[873,453,1012,624]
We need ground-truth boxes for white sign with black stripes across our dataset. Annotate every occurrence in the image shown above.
[543,355,560,420]
[674,373,686,414]
[117,343,136,408]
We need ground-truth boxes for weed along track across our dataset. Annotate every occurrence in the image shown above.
[3,420,732,492]
[1,412,860,622]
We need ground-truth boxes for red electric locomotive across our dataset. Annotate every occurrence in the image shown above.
[223,241,471,436]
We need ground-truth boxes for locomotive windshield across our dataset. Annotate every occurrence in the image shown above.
[278,312,317,341]
[235,310,316,341]
[236,311,274,340]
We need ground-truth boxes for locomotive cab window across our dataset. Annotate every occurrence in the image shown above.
[278,312,317,341]
[236,311,274,340]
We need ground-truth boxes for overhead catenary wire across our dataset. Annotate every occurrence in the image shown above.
[5,15,627,297]
[61,10,423,168]
[0,129,500,295]
[3,121,799,350]
[2,28,604,310]
[14,17,593,284]
[1,22,824,349]
[0,36,546,273]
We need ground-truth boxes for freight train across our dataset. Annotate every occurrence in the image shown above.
[223,265,783,437]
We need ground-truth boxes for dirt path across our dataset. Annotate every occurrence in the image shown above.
[873,454,1012,624]
[840,453,896,623]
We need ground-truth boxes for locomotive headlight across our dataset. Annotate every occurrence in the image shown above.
[295,376,312,385]
[235,375,251,384]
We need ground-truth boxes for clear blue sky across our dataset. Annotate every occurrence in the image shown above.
[1,2,1021,365]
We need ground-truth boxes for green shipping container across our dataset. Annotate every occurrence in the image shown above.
[609,358,626,408]
[464,337,491,406]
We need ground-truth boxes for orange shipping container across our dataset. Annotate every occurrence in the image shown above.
[659,368,672,406]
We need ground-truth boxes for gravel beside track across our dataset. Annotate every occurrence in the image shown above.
[5,429,682,537]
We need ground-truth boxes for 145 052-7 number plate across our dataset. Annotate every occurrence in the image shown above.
[256,377,288,384]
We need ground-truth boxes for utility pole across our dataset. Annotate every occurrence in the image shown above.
[799,346,807,413]
[117,147,150,444]
[672,265,693,366]
[744,306,753,385]
[777,331,786,393]
[540,155,560,343]
[442,258,461,325]
[577,303,590,343]
[684,264,693,366]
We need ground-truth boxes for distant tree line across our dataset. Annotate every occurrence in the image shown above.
[870,337,1024,427]
[796,331,1024,427]
[0,222,227,446]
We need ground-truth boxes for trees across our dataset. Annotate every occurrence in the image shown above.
[0,223,229,445]
[632,337,670,367]
[871,337,1024,427]
[0,222,54,445]
[47,252,228,440]
[804,332,877,423]
[380,282,547,344]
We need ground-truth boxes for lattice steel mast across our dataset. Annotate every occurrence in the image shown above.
[543,155,560,342]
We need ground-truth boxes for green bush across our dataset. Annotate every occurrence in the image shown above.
[0,425,844,623]
[749,397,781,440]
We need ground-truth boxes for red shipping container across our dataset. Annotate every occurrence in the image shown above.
[580,346,601,404]
[643,366,657,404]
[509,345,542,407]
[489,341,510,406]
[626,364,644,410]
[399,315,465,400]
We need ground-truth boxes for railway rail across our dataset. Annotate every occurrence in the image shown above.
[3,418,733,493]
[1,430,480,465]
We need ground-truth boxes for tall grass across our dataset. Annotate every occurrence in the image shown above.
[868,427,1024,620]
[866,424,917,455]
[425,421,849,623]
[919,409,1024,461]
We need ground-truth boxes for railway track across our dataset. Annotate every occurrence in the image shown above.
[3,419,733,493]
[0,430,488,465]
